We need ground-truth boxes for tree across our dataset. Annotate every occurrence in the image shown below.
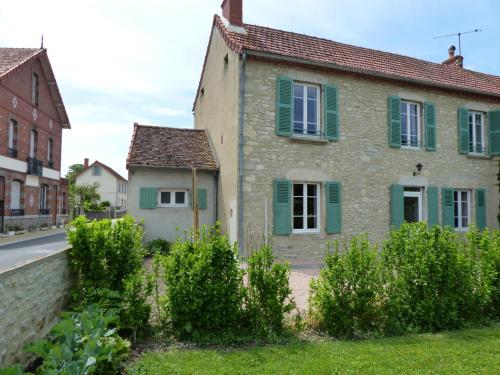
[70,182,101,216]
[65,163,84,185]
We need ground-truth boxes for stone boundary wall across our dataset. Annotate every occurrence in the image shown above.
[0,246,73,366]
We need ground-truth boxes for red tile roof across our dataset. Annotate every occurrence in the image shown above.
[126,124,218,171]
[211,15,500,98]
[0,48,43,78]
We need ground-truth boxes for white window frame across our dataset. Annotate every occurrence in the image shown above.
[400,100,421,149]
[292,182,320,234]
[403,189,423,222]
[158,189,188,208]
[92,165,101,176]
[468,111,485,155]
[293,83,321,137]
[453,190,471,231]
[8,119,17,150]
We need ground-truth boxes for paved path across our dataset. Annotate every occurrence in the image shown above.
[289,262,321,312]
[0,231,69,272]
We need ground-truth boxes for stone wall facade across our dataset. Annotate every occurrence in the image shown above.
[0,247,73,366]
[241,59,500,261]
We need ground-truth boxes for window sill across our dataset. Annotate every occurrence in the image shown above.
[292,229,321,234]
[289,135,329,144]
[466,153,491,160]
[158,205,188,208]
[401,146,422,151]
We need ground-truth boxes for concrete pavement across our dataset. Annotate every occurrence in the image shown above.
[0,231,69,272]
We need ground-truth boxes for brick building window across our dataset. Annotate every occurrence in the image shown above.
[30,129,38,158]
[10,180,23,216]
[40,184,49,215]
[32,72,39,107]
[47,138,54,168]
[8,119,18,157]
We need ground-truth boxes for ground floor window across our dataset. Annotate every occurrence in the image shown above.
[158,189,187,207]
[10,180,21,210]
[293,183,319,232]
[404,187,422,223]
[454,190,470,229]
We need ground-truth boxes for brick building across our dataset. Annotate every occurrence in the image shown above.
[0,48,70,231]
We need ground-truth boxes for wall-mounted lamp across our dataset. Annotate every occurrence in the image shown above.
[413,163,423,176]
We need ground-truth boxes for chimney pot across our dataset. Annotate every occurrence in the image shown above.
[221,0,243,27]
[448,45,456,58]
[84,158,89,168]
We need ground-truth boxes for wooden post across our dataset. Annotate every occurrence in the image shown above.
[192,167,199,237]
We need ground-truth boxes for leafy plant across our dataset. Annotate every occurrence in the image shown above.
[145,238,171,256]
[245,245,295,335]
[309,235,382,338]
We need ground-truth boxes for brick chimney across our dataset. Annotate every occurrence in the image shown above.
[84,158,89,168]
[221,0,246,34]
[442,45,463,68]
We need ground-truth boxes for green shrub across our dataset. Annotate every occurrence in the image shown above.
[245,246,295,335]
[68,215,151,338]
[309,235,382,338]
[162,225,244,340]
[145,238,171,256]
[24,305,130,374]
[381,223,477,333]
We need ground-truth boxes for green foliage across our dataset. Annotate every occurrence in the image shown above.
[65,163,84,186]
[245,246,295,335]
[309,235,382,338]
[309,223,500,338]
[70,183,102,214]
[24,305,130,375]
[68,215,151,338]
[162,225,244,340]
[145,238,171,256]
[0,365,30,375]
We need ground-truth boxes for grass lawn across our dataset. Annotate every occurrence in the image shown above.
[127,325,500,374]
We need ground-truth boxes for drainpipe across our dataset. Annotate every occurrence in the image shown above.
[237,52,247,257]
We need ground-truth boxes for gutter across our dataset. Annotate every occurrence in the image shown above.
[244,50,500,101]
[237,52,247,256]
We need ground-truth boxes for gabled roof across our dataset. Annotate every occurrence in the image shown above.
[0,48,71,128]
[195,15,500,109]
[79,160,127,182]
[126,124,218,171]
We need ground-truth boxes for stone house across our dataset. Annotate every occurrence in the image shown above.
[126,125,218,241]
[0,48,70,231]
[75,158,128,211]
[129,0,500,259]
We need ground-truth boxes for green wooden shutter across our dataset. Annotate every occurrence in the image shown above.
[425,102,436,151]
[325,181,342,234]
[139,187,157,209]
[458,108,469,154]
[488,110,500,155]
[276,77,293,136]
[197,189,207,210]
[475,189,487,230]
[388,96,401,148]
[324,84,339,140]
[427,186,439,227]
[273,179,292,235]
[441,188,454,227]
[390,184,404,228]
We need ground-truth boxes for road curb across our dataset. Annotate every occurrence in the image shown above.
[0,229,67,248]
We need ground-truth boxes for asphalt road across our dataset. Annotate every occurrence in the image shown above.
[0,232,69,272]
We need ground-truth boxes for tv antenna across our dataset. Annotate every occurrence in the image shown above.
[432,29,482,55]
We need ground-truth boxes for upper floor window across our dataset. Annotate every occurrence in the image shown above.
[454,190,470,230]
[32,72,39,107]
[8,119,18,157]
[400,101,421,148]
[293,83,320,136]
[468,112,485,154]
[92,165,101,176]
[47,138,54,166]
[29,129,38,159]
[292,183,320,233]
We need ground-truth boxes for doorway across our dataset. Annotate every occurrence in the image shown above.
[404,187,422,223]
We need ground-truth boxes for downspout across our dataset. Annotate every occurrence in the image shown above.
[237,52,247,257]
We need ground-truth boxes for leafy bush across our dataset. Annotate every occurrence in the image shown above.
[245,246,295,335]
[145,238,171,256]
[309,235,382,338]
[162,225,244,340]
[1,306,130,375]
[68,215,151,338]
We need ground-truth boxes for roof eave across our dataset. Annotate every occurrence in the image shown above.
[244,50,500,100]
[127,164,218,172]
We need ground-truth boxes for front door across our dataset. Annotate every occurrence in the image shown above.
[403,188,422,223]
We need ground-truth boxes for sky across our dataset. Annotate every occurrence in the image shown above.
[1,0,499,178]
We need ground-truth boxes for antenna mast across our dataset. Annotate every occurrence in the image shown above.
[432,29,482,55]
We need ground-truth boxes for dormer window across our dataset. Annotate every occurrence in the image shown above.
[32,72,39,107]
